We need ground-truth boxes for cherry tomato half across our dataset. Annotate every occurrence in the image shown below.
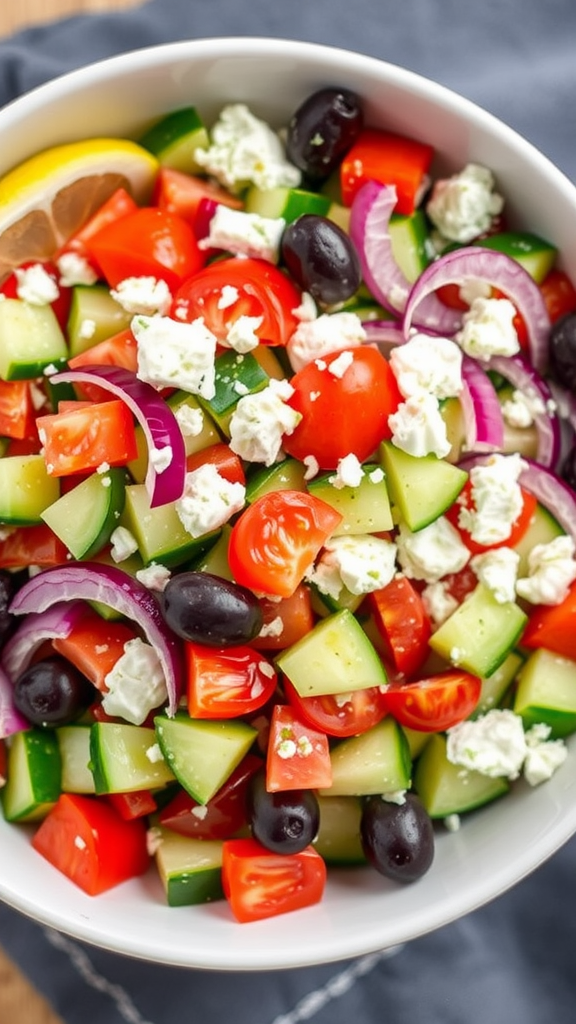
[445,479,538,555]
[221,837,327,923]
[381,669,482,732]
[284,678,388,738]
[185,641,277,718]
[367,575,431,679]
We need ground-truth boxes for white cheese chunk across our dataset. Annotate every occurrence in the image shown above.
[396,517,470,584]
[389,333,463,399]
[194,103,301,193]
[286,312,365,372]
[470,546,520,604]
[200,205,285,263]
[388,392,451,459]
[15,263,60,305]
[56,251,99,287]
[458,453,525,547]
[307,534,397,599]
[175,462,246,538]
[515,535,576,605]
[102,638,168,725]
[446,709,527,779]
[426,163,504,244]
[111,276,172,316]
[109,525,139,563]
[229,379,301,465]
[132,314,217,399]
[455,296,520,361]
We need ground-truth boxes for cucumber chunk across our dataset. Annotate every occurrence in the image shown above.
[151,826,224,906]
[245,458,307,504]
[513,648,576,737]
[319,717,411,796]
[138,107,209,173]
[244,185,331,222]
[512,502,564,577]
[0,454,60,525]
[1,729,61,822]
[389,210,431,283]
[197,349,269,435]
[414,732,510,817]
[154,715,257,805]
[66,284,132,356]
[41,467,126,560]
[276,608,387,697]
[89,723,176,794]
[477,231,557,284]
[56,725,96,794]
[307,467,393,535]
[313,795,366,865]
[429,582,528,678]
[121,482,220,567]
[380,440,468,532]
[0,299,67,380]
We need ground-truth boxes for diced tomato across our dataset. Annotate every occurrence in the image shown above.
[36,398,138,476]
[521,580,576,659]
[339,128,434,212]
[68,328,138,373]
[185,442,246,485]
[0,379,36,440]
[185,642,277,718]
[172,256,301,348]
[221,836,327,923]
[539,267,576,323]
[159,753,263,839]
[284,678,388,738]
[445,479,538,555]
[58,186,139,273]
[253,584,315,651]
[0,523,69,569]
[283,347,402,470]
[441,563,480,604]
[367,576,432,679]
[381,669,482,732]
[228,490,342,599]
[32,793,150,895]
[152,167,243,229]
[266,704,332,791]
[106,789,158,821]
[52,607,137,691]
[85,207,205,291]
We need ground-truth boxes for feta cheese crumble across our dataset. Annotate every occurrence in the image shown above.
[132,314,217,399]
[225,314,263,353]
[389,333,463,399]
[199,205,286,263]
[426,163,504,244]
[458,453,525,547]
[286,312,366,372]
[515,535,576,605]
[500,388,546,429]
[56,251,98,287]
[396,517,470,584]
[470,546,520,604]
[421,580,459,628]
[102,638,168,725]
[307,534,397,599]
[175,462,246,538]
[388,392,451,459]
[15,263,60,305]
[228,378,301,465]
[109,525,139,563]
[194,103,301,193]
[455,296,520,361]
[135,563,171,592]
[111,276,172,316]
[447,709,568,787]
[328,453,364,489]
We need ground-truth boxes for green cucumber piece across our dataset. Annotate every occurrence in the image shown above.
[41,467,126,560]
[308,581,364,617]
[1,729,61,822]
[429,582,528,678]
[307,467,393,535]
[414,732,510,817]
[138,107,209,173]
[151,826,224,906]
[197,349,269,436]
[245,458,307,503]
[154,714,257,805]
[476,231,557,284]
[379,440,468,532]
[276,608,387,697]
[513,648,576,737]
[0,454,60,524]
[319,717,411,797]
[244,185,331,222]
[0,299,68,380]
[56,725,95,794]
[389,210,431,283]
[66,284,132,357]
[89,723,176,794]
[121,482,220,567]
[471,650,524,719]
[512,501,564,577]
[189,523,234,579]
[313,795,366,865]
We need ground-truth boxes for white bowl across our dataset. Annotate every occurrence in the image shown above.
[1,36,576,971]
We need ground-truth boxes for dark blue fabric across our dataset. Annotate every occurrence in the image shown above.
[1,2,575,1022]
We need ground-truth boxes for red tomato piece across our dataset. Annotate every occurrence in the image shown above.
[171,256,301,347]
[86,207,205,290]
[340,128,434,212]
[159,753,263,839]
[367,576,432,679]
[284,678,388,738]
[381,669,482,732]
[266,704,332,791]
[52,607,137,692]
[228,489,342,598]
[445,479,538,555]
[152,167,243,226]
[58,186,139,272]
[106,789,158,821]
[36,398,138,476]
[540,267,576,323]
[32,793,150,895]
[0,379,36,440]
[521,580,576,659]
[0,523,68,569]
[253,584,315,651]
[221,836,327,923]
[68,328,138,373]
[283,347,402,470]
[185,642,277,718]
[185,441,246,486]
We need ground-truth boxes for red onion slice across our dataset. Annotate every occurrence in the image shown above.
[2,600,87,683]
[350,180,461,334]
[402,247,551,373]
[9,563,183,716]
[0,663,29,739]
[52,365,186,508]
[460,356,505,453]
[488,354,560,469]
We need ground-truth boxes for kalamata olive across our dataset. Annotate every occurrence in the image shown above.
[0,569,16,642]
[286,87,364,182]
[281,214,361,306]
[248,769,320,854]
[360,793,434,884]
[561,443,576,492]
[548,311,576,391]
[161,571,263,647]
[13,657,94,727]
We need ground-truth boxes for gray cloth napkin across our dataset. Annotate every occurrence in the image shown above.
[1,2,576,1022]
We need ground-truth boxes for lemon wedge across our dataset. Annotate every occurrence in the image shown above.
[0,138,159,276]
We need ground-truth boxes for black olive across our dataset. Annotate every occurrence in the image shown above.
[161,571,263,647]
[360,793,435,884]
[247,769,320,854]
[13,657,94,727]
[286,87,364,182]
[548,312,576,391]
[281,214,361,306]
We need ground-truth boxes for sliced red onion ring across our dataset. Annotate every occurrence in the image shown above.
[488,354,560,469]
[9,563,183,716]
[460,356,504,453]
[402,247,551,373]
[458,452,576,546]
[0,663,29,739]
[350,180,461,334]
[361,318,405,358]
[51,365,186,507]
[2,600,87,683]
